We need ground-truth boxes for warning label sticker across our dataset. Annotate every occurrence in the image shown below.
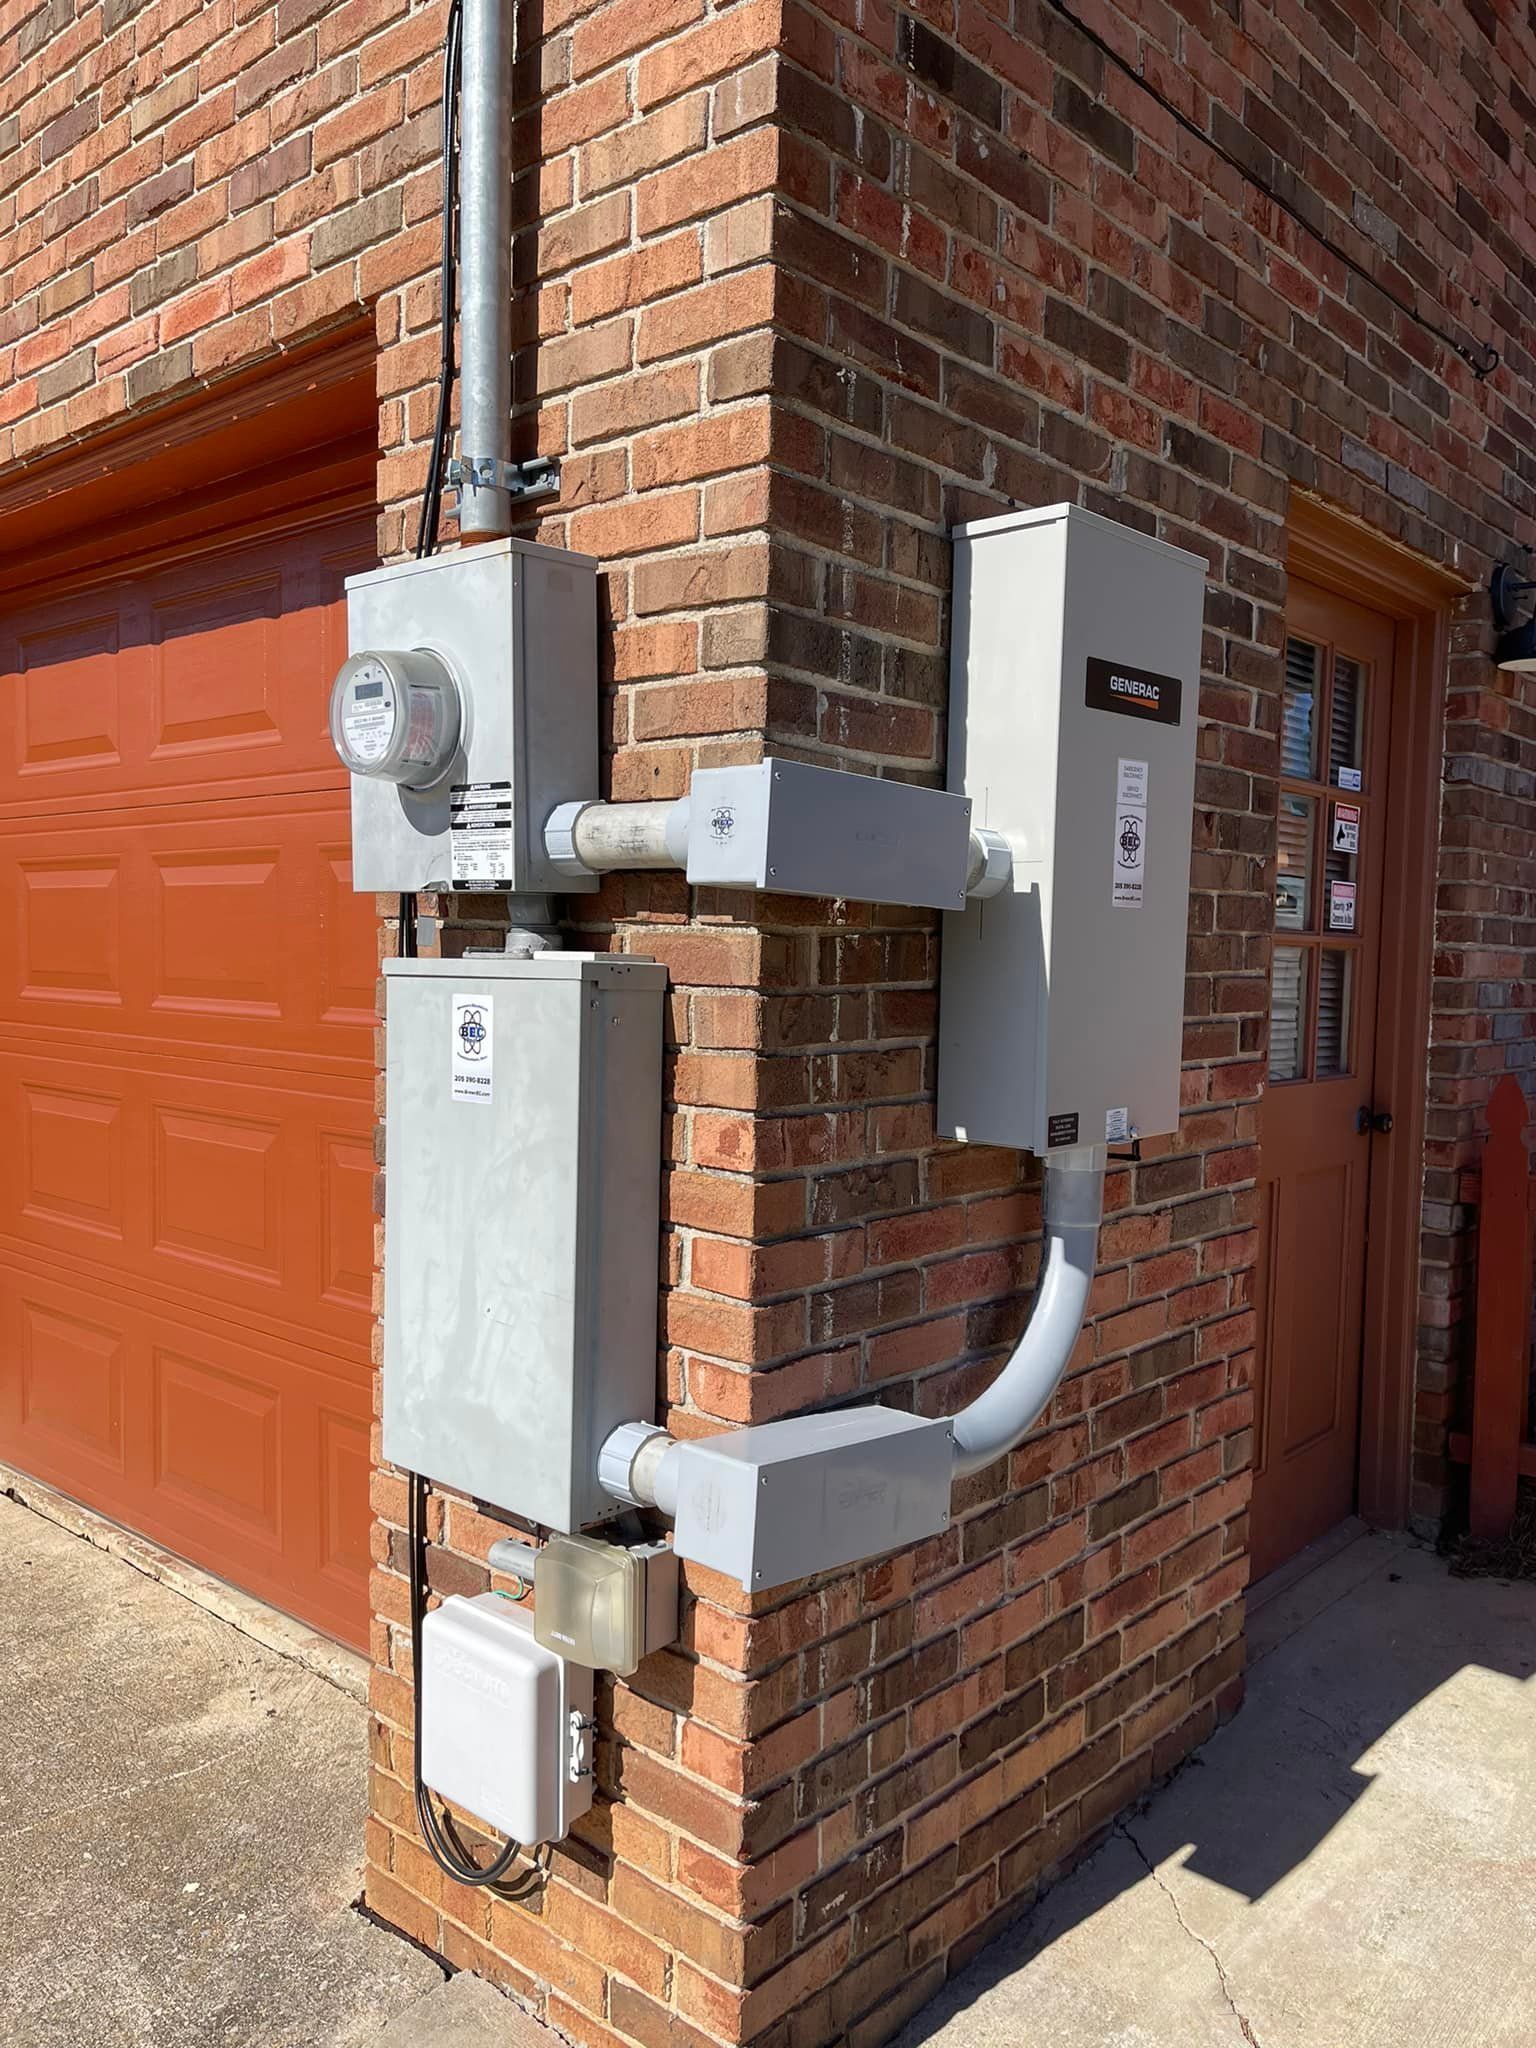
[1105,1106,1131,1143]
[1328,880,1357,932]
[1331,803,1360,855]
[450,782,515,889]
[1112,758,1148,909]
[451,991,494,1104]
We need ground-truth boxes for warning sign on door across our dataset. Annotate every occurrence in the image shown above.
[451,991,494,1103]
[1112,758,1148,909]
[1331,803,1360,855]
[1328,880,1357,932]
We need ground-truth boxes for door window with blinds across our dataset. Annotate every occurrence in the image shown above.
[1270,637,1368,1082]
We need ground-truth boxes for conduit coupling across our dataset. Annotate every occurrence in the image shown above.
[599,1145,1107,1516]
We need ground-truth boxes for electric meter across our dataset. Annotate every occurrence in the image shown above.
[329,648,462,789]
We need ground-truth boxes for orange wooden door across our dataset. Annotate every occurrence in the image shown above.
[0,514,377,1647]
[1252,582,1396,1580]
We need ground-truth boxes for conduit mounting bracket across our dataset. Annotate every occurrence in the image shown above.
[448,454,561,503]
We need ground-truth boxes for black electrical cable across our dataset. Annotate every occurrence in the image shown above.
[415,0,464,560]
[398,891,417,958]
[408,1468,540,1891]
[1041,0,1501,383]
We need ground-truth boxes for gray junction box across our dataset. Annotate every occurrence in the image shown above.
[939,505,1206,1154]
[382,954,665,1531]
[345,539,599,895]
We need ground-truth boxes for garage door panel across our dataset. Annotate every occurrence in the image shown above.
[0,528,374,817]
[15,609,124,774]
[0,508,376,1648]
[16,1294,128,1475]
[148,567,285,761]
[2,797,373,1073]
[1,1256,370,1642]
[153,1339,282,1538]
[19,1081,125,1239]
[1,1051,373,1364]
[18,854,124,1002]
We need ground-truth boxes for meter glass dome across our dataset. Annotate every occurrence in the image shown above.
[329,648,461,789]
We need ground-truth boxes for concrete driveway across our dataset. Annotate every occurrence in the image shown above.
[0,1490,448,2048]
[5,1486,1532,2048]
[895,1530,1536,2048]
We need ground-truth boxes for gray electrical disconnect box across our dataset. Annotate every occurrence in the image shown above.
[939,505,1205,1153]
[382,954,665,1531]
[345,539,598,895]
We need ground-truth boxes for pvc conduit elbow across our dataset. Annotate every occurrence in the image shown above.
[598,1148,1104,1534]
[948,1144,1106,1479]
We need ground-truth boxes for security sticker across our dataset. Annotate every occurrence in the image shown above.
[1328,880,1357,932]
[1112,758,1148,909]
[1331,803,1360,854]
[1337,766,1363,792]
[451,991,494,1104]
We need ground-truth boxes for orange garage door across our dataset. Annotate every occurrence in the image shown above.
[0,512,378,1647]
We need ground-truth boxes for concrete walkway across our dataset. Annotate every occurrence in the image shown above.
[5,1490,1532,2048]
[0,1491,446,2048]
[895,1530,1536,2048]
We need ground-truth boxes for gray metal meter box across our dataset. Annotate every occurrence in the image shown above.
[382,954,665,1530]
[345,539,598,895]
[939,505,1205,1153]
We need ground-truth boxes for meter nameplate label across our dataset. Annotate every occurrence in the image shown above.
[451,992,494,1104]
[1086,657,1182,727]
[344,661,396,764]
[1112,757,1148,909]
[1331,803,1360,854]
[1328,880,1357,931]
[450,782,515,888]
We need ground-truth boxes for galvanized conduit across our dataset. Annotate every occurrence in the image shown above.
[457,0,513,539]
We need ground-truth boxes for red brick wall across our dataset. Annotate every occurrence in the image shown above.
[6,0,1536,2044]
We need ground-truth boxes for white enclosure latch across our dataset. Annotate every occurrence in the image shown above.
[568,1710,594,1786]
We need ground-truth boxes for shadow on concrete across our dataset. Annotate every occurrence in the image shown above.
[893,1530,1536,2048]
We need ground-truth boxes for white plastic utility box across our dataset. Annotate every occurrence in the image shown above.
[421,1594,593,1844]
[382,954,665,1530]
[939,505,1205,1153]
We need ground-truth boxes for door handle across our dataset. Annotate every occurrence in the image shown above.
[1356,1106,1393,1135]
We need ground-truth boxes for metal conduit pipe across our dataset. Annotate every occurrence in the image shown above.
[602,1145,1107,1511]
[456,0,513,540]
